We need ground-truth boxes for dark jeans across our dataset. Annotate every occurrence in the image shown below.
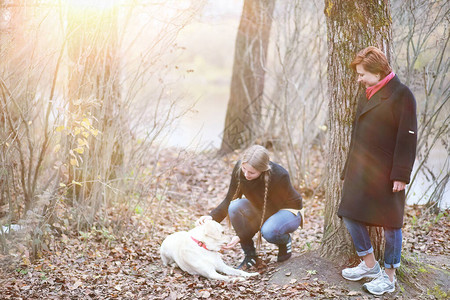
[343,217,402,268]
[228,198,302,254]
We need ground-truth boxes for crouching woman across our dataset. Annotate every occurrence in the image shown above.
[197,145,303,269]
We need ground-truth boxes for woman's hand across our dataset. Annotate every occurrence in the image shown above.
[221,236,240,250]
[392,181,406,193]
[195,215,212,226]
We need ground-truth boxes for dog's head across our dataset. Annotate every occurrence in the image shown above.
[198,220,226,252]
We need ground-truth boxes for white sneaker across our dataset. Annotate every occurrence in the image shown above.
[363,270,396,295]
[342,261,382,281]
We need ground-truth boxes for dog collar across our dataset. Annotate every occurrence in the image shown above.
[191,236,209,251]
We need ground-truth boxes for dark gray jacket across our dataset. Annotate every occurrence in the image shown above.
[338,75,417,228]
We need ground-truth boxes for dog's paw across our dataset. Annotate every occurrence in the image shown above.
[238,271,259,277]
[230,276,246,282]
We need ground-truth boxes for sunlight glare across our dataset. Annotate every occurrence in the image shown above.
[66,0,120,11]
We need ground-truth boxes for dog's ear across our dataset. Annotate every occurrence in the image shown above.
[203,220,223,238]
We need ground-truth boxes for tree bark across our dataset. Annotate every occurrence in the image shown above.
[321,0,392,262]
[220,0,275,153]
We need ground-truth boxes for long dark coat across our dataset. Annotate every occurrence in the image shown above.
[338,75,417,228]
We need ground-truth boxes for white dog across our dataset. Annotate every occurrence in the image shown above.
[160,220,259,281]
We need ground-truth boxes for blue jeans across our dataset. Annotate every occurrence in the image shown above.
[343,217,402,268]
[228,198,302,254]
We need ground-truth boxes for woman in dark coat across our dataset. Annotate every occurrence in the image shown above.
[338,46,417,296]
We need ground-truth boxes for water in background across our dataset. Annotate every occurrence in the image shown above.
[163,0,449,209]
[407,143,449,209]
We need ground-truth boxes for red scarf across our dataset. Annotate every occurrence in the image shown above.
[366,72,395,100]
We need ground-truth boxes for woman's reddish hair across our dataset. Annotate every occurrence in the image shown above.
[351,46,392,78]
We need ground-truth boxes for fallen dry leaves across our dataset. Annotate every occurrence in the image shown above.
[0,148,448,299]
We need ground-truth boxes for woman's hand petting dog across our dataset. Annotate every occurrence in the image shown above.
[221,235,240,250]
[196,215,212,226]
[196,217,240,250]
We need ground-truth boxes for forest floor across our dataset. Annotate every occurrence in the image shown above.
[0,148,449,299]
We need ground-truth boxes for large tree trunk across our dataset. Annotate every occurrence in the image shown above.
[220,0,275,153]
[321,0,392,262]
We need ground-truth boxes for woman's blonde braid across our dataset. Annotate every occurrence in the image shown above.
[256,170,271,249]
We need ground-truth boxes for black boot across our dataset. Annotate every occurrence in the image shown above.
[277,235,292,262]
[237,253,259,270]
[237,243,260,270]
